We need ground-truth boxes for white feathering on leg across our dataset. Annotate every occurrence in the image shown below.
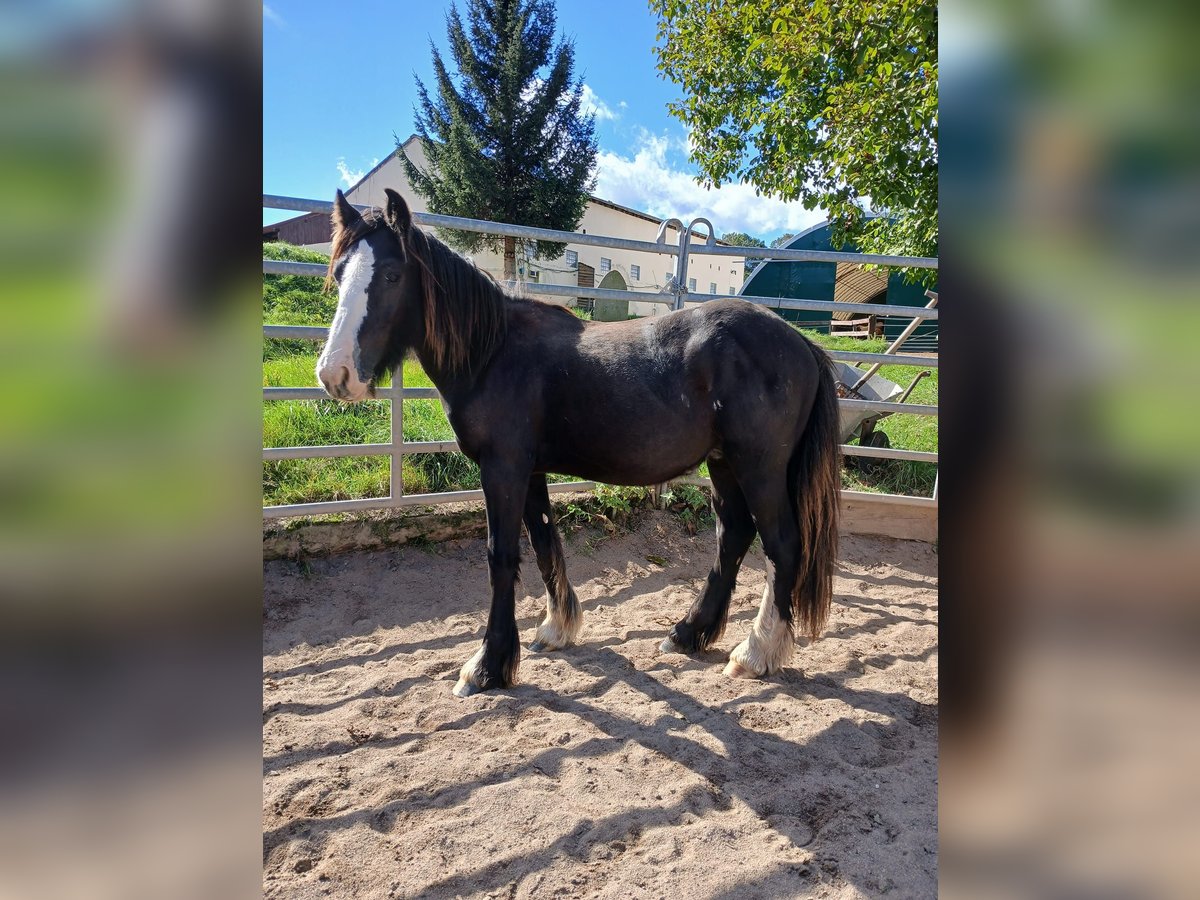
[725,583,795,678]
[452,643,487,697]
[531,592,582,651]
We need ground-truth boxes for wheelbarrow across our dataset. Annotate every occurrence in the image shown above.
[833,361,932,455]
[834,290,936,467]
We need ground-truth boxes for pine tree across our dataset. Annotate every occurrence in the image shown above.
[401,0,598,281]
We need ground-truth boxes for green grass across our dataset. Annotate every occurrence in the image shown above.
[263,354,479,503]
[261,256,938,506]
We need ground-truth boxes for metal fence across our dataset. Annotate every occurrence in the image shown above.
[262,194,938,519]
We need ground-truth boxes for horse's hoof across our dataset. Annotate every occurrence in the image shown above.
[659,636,685,654]
[452,678,481,697]
[723,659,759,679]
[529,640,551,652]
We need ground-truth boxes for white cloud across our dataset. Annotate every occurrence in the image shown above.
[336,157,377,188]
[521,80,619,123]
[263,4,285,28]
[580,84,618,122]
[619,100,628,109]
[593,129,825,238]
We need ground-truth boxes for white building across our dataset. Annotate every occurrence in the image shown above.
[266,135,746,319]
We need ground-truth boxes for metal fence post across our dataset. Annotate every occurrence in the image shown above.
[678,218,715,310]
[390,364,404,501]
[672,229,692,311]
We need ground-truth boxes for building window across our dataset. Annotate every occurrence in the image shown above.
[630,263,640,280]
[730,269,737,279]
[729,286,736,295]
[600,257,611,274]
[565,250,578,268]
[528,270,540,283]
[687,277,696,292]
[709,282,717,294]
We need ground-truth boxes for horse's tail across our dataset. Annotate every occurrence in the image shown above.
[790,341,841,642]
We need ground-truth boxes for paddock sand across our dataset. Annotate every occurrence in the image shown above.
[263,510,938,899]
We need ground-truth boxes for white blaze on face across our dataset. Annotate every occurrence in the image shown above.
[316,240,376,401]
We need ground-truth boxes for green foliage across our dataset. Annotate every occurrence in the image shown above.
[662,483,714,534]
[400,0,598,279]
[720,231,767,279]
[261,242,331,266]
[721,231,766,248]
[570,306,592,320]
[558,484,649,530]
[653,0,938,270]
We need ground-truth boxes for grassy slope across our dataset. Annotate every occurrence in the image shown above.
[262,245,937,505]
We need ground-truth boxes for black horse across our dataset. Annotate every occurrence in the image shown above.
[316,189,841,696]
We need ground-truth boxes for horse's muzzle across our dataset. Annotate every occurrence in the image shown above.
[318,363,352,399]
[317,363,374,402]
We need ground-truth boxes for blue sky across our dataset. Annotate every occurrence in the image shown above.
[263,1,823,241]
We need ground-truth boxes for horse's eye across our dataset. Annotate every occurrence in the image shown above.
[384,272,399,283]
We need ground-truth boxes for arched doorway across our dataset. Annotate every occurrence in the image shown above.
[594,269,629,321]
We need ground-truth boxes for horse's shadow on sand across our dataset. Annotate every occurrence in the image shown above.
[264,524,728,681]
[265,654,935,895]
[263,528,937,897]
[265,650,935,897]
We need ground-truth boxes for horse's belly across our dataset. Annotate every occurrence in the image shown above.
[539,416,711,486]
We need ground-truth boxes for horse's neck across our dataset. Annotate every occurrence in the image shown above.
[412,271,509,403]
[413,344,472,403]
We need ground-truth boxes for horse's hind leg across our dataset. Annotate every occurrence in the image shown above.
[724,475,802,678]
[663,453,756,654]
[523,474,582,652]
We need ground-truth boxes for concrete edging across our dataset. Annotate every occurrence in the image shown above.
[263,490,935,560]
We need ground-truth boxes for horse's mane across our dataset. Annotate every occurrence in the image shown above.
[327,211,508,375]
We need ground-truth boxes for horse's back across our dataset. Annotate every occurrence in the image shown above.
[519,297,821,422]
[463,298,823,483]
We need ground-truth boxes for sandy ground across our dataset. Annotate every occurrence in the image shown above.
[263,511,938,899]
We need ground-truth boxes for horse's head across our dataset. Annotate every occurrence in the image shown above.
[316,188,421,401]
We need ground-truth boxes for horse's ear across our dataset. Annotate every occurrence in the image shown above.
[332,189,360,228]
[384,188,412,236]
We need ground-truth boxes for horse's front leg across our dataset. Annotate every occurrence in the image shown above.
[453,460,530,697]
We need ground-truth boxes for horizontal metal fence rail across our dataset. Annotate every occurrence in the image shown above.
[669,474,937,508]
[840,445,939,463]
[260,260,329,277]
[264,194,682,257]
[826,349,937,368]
[263,480,599,520]
[697,242,937,269]
[263,194,938,518]
[264,323,938,369]
[264,440,462,461]
[263,194,937,271]
[524,282,674,306]
[263,258,939,320]
[686,290,938,320]
[263,387,438,401]
[264,439,936,465]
